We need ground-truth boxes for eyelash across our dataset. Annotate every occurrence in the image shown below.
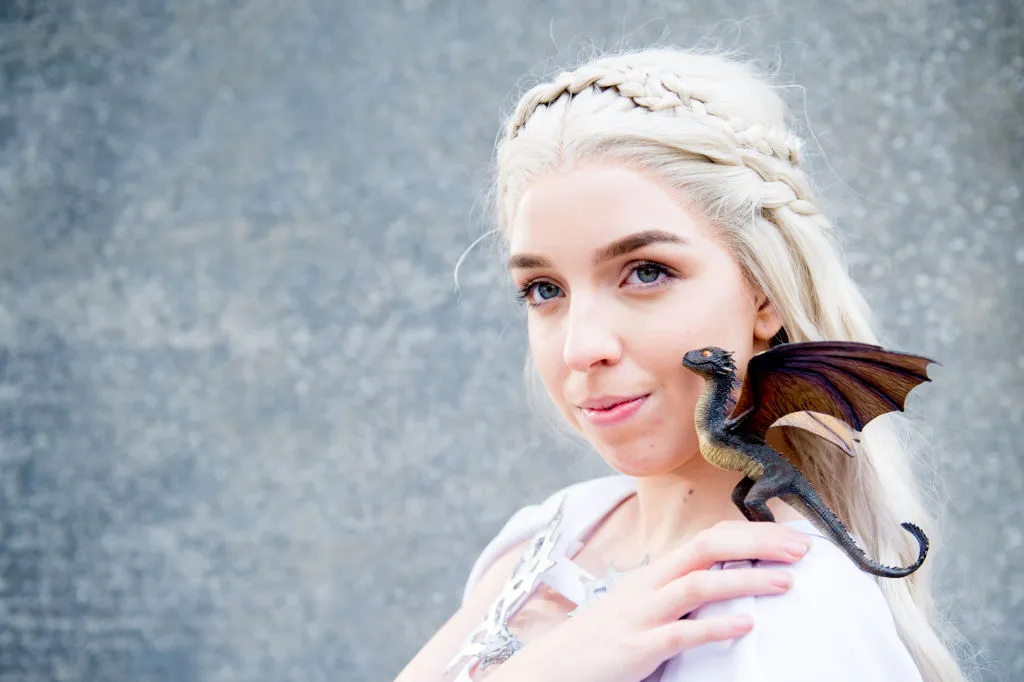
[515,260,676,309]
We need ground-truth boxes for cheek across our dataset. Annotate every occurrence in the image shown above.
[628,288,741,360]
[527,319,568,396]
[650,277,756,349]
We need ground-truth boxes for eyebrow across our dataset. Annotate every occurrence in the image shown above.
[507,229,689,270]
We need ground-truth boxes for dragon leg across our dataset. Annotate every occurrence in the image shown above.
[730,476,758,521]
[739,476,779,523]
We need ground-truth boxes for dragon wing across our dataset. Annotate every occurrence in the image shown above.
[725,341,936,441]
[765,411,860,458]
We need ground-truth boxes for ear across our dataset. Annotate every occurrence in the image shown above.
[753,291,784,344]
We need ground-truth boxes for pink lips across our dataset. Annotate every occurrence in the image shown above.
[579,394,650,426]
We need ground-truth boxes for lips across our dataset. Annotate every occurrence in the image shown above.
[577,393,651,427]
[578,394,648,410]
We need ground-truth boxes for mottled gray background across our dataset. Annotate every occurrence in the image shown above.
[0,1,1020,681]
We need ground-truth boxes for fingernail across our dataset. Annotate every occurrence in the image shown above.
[770,573,792,590]
[731,615,754,631]
[785,541,810,558]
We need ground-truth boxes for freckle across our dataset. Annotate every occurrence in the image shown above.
[688,489,694,496]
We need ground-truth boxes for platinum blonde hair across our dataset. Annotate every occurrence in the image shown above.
[491,48,971,682]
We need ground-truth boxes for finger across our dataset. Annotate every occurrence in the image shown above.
[653,566,792,622]
[651,521,811,586]
[650,614,754,658]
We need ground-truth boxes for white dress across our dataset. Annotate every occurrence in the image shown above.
[449,474,924,682]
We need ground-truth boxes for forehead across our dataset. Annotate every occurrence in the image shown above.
[508,165,711,253]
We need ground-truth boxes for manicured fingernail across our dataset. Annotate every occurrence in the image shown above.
[785,541,810,558]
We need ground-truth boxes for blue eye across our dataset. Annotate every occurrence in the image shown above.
[535,282,560,300]
[516,280,562,307]
[634,264,662,283]
[626,262,671,286]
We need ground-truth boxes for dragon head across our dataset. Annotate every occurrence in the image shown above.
[681,346,737,377]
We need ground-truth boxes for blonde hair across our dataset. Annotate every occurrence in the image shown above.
[490,48,972,682]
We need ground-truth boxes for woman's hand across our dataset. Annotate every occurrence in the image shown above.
[479,520,811,682]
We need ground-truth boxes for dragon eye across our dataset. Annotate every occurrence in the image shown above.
[701,349,712,357]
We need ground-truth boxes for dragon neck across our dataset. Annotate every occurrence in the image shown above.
[694,371,737,432]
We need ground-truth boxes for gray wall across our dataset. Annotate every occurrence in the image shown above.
[0,1,1020,681]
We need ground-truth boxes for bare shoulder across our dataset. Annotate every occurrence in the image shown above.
[392,539,529,682]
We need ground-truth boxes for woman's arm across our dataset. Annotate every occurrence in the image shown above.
[393,540,529,682]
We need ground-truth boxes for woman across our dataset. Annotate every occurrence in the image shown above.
[395,48,969,681]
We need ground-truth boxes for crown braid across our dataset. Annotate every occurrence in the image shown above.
[505,60,821,220]
[507,62,803,166]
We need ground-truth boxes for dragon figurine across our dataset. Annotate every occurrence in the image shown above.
[681,340,935,578]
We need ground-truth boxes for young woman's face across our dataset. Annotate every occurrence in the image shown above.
[508,165,780,476]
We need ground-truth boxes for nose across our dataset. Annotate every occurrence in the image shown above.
[562,297,623,372]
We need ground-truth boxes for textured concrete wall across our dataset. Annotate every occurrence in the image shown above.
[0,1,1020,681]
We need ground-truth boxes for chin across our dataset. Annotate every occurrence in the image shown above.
[594,438,697,477]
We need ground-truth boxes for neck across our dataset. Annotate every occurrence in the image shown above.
[623,461,746,560]
[617,464,800,562]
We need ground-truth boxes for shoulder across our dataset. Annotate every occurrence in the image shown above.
[460,474,635,604]
[762,531,906,636]
[673,527,922,681]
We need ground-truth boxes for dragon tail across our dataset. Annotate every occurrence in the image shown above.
[782,490,929,579]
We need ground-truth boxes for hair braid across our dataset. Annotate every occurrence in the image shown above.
[508,60,803,167]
